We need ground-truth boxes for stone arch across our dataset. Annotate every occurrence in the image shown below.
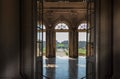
[78,23,87,30]
[53,16,72,29]
[77,21,87,29]
[55,22,69,30]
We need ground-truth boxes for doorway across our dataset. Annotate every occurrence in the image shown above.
[78,32,87,56]
[36,0,96,79]
[56,32,69,56]
[55,22,69,57]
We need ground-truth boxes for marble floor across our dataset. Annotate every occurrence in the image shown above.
[43,56,86,79]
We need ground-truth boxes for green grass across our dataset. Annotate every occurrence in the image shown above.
[43,48,46,53]
[57,44,64,47]
[78,48,86,56]
[42,47,86,56]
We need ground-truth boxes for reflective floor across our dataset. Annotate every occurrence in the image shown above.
[43,56,86,79]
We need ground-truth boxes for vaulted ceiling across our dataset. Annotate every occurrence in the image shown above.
[37,0,94,27]
[44,2,87,22]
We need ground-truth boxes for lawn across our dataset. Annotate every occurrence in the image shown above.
[78,48,86,56]
[42,48,86,56]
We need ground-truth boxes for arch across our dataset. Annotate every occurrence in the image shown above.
[78,23,87,30]
[78,22,87,56]
[54,22,69,56]
[55,22,69,30]
[53,16,71,29]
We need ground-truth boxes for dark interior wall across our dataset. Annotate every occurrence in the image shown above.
[96,0,113,79]
[0,0,21,79]
[113,0,120,78]
[21,0,35,79]
[0,0,35,79]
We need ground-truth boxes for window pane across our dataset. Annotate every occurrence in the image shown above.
[78,23,87,30]
[55,23,69,30]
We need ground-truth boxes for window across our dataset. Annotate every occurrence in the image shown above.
[78,23,87,30]
[55,23,69,30]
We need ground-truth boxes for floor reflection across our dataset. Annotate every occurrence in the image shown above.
[69,58,78,79]
[43,56,86,79]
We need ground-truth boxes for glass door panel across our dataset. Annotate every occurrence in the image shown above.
[36,0,43,79]
[86,0,96,79]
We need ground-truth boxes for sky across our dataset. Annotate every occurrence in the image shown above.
[37,32,86,42]
[56,32,68,43]
[56,32,86,43]
[78,32,86,41]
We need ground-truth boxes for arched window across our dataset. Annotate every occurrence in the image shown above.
[55,23,69,30]
[78,23,87,30]
[78,23,87,56]
[55,22,69,56]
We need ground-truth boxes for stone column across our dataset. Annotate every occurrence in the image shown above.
[50,29,56,57]
[46,28,55,58]
[69,29,78,58]
[69,29,73,57]
[46,29,50,57]
[73,29,78,57]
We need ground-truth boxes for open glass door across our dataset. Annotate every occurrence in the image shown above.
[36,0,44,79]
[86,0,96,79]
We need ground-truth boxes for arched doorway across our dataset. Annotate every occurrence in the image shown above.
[35,0,96,79]
[55,23,69,57]
[77,22,87,78]
[78,23,87,56]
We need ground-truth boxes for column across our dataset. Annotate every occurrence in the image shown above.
[46,28,55,58]
[69,28,78,58]
[46,29,50,57]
